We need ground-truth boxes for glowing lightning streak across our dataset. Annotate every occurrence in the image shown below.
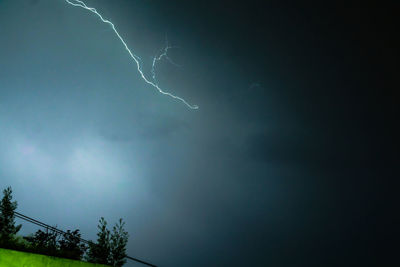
[65,0,198,109]
[151,37,181,87]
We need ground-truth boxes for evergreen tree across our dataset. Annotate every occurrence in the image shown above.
[110,219,129,267]
[86,217,111,264]
[0,187,22,242]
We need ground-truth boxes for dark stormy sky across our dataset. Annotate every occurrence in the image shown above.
[0,0,398,266]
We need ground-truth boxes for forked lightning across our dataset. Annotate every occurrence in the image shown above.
[65,0,198,109]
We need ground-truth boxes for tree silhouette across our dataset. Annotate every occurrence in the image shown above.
[86,217,111,264]
[86,217,129,266]
[0,187,22,243]
[23,228,88,260]
[0,187,129,265]
[59,229,87,260]
[110,219,129,267]
[24,228,60,255]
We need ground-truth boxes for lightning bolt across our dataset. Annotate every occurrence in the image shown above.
[65,0,198,109]
[151,37,181,88]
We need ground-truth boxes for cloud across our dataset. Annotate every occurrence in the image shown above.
[244,125,373,173]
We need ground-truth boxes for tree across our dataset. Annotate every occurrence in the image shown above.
[110,219,129,267]
[86,217,129,266]
[23,228,87,259]
[59,229,87,260]
[86,217,111,264]
[24,228,60,255]
[0,187,22,242]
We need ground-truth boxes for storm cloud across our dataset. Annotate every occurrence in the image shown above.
[0,1,397,266]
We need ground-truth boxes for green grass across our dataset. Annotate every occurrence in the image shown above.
[0,248,109,267]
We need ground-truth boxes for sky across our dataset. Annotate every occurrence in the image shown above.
[0,1,398,266]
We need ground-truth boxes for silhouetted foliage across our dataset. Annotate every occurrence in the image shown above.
[22,228,87,260]
[86,217,111,264]
[110,219,129,267]
[87,217,129,266]
[59,229,87,260]
[0,187,129,265]
[0,187,22,243]
[24,228,60,255]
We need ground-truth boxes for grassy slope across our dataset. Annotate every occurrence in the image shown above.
[0,248,109,267]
